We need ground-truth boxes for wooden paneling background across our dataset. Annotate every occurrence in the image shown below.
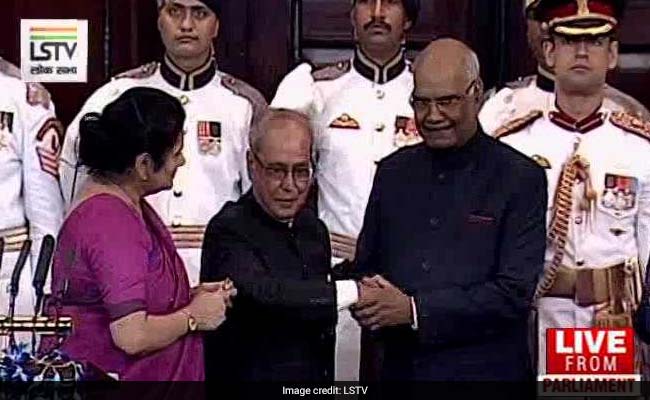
[0,0,648,127]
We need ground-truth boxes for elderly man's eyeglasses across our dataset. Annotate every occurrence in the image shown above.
[410,79,478,112]
[252,151,313,188]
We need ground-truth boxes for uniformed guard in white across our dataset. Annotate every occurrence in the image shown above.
[495,0,650,374]
[59,0,266,287]
[272,0,420,381]
[479,0,649,136]
[0,58,64,326]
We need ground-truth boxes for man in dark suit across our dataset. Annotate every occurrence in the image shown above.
[200,108,359,382]
[352,38,548,382]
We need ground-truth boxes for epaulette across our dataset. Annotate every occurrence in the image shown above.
[482,87,498,103]
[221,73,268,126]
[505,75,535,90]
[610,111,650,142]
[0,58,52,108]
[114,62,158,80]
[604,85,650,120]
[311,60,351,82]
[494,110,543,139]
[26,83,52,109]
[0,57,21,79]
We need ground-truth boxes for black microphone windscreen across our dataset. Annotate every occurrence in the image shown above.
[10,240,31,297]
[33,235,55,293]
[0,237,4,275]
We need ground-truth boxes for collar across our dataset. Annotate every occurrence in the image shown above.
[160,53,217,91]
[549,102,605,134]
[353,46,407,84]
[536,66,555,93]
[426,129,484,170]
[245,191,293,231]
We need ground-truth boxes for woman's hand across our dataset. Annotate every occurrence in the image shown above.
[192,279,238,308]
[186,282,237,331]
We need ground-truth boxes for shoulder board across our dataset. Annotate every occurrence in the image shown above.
[221,73,268,126]
[0,57,21,79]
[311,60,351,81]
[0,58,52,108]
[610,111,650,142]
[26,83,52,109]
[494,110,543,139]
[505,75,535,90]
[604,85,650,120]
[114,62,158,80]
[482,86,498,103]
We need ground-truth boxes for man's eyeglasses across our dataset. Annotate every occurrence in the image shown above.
[252,151,313,188]
[410,79,478,113]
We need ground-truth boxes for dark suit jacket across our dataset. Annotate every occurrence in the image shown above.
[356,132,547,381]
[200,192,339,381]
[634,258,650,343]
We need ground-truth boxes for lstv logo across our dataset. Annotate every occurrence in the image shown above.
[29,25,78,62]
[539,328,641,397]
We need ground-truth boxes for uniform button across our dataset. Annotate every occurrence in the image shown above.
[375,123,386,132]
[179,95,190,106]
[438,173,446,182]
[376,90,385,99]
[610,227,625,236]
[421,261,432,272]
[576,259,585,267]
[429,217,440,229]
[173,190,183,198]
[574,216,583,225]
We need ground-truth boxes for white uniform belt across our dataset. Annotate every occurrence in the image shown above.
[168,225,206,249]
[0,226,29,252]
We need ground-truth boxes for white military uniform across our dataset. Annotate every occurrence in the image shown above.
[480,67,650,135]
[60,55,266,287]
[496,104,650,374]
[0,71,64,326]
[272,47,421,381]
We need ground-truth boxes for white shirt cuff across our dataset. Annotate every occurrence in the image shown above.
[410,296,419,330]
[335,280,358,311]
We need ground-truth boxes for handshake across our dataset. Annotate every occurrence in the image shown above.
[351,275,414,331]
[183,279,238,331]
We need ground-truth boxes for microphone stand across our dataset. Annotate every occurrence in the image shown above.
[31,235,55,353]
[7,240,31,352]
[0,237,72,354]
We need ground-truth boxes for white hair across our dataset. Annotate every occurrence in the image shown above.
[468,50,480,81]
[250,108,313,153]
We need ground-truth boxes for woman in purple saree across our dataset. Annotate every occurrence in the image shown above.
[44,88,235,381]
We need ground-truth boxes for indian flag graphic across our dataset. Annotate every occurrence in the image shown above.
[29,26,78,41]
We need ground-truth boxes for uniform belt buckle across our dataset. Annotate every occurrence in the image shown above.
[575,268,597,306]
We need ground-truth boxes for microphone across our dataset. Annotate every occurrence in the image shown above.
[32,235,55,316]
[0,238,4,277]
[7,239,31,351]
[8,240,32,319]
[31,235,55,353]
